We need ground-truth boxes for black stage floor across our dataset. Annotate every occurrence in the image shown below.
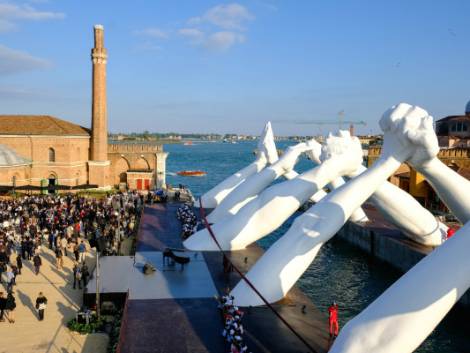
[119,203,331,353]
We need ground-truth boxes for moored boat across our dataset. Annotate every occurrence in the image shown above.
[177,170,207,177]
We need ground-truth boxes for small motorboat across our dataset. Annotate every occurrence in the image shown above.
[177,170,207,177]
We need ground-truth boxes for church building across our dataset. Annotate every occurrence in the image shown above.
[0,25,167,193]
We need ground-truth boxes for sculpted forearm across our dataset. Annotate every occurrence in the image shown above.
[351,165,445,245]
[416,157,470,223]
[200,158,266,208]
[200,122,277,209]
[327,156,402,217]
[231,103,434,307]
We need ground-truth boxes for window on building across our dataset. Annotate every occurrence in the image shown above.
[48,148,56,162]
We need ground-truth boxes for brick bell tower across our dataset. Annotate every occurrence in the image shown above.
[88,24,110,188]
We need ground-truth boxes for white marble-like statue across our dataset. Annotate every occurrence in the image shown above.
[199,122,278,209]
[330,109,470,353]
[315,134,446,246]
[206,140,319,223]
[230,103,439,306]
[188,126,445,251]
[184,134,368,251]
[304,145,369,224]
[350,165,446,246]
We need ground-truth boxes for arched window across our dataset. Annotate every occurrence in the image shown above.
[48,148,55,162]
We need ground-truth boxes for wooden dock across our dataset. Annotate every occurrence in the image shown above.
[115,202,332,353]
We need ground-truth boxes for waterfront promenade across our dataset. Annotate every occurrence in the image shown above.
[111,202,331,353]
[1,246,107,353]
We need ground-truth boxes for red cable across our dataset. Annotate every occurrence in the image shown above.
[198,198,317,353]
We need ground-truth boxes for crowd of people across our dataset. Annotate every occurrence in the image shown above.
[217,294,250,353]
[0,191,144,323]
[176,204,197,239]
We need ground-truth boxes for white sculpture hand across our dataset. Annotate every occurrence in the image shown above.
[320,130,364,177]
[400,108,439,167]
[256,121,278,165]
[271,142,311,175]
[304,139,323,165]
[379,103,439,164]
[200,121,277,209]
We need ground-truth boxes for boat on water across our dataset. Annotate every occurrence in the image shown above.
[177,170,207,177]
[183,141,193,146]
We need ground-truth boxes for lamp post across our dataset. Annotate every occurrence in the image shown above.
[96,250,100,320]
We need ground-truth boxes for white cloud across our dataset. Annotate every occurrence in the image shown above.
[134,41,163,52]
[0,18,15,32]
[0,2,64,20]
[178,28,204,44]
[0,2,64,32]
[0,44,50,74]
[178,3,253,51]
[187,16,202,26]
[140,3,253,53]
[187,3,254,30]
[134,27,168,39]
[179,27,204,38]
[204,31,245,51]
[0,86,44,99]
[257,1,278,12]
[178,28,244,51]
[202,3,254,30]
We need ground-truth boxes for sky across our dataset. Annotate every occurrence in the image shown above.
[0,0,469,136]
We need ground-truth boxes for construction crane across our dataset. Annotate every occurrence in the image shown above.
[274,111,366,135]
[282,119,367,127]
[274,119,366,135]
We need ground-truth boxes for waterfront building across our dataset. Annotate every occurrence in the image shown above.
[367,100,470,211]
[435,102,470,148]
[0,25,167,192]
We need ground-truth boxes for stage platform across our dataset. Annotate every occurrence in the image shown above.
[86,252,217,300]
[89,202,331,353]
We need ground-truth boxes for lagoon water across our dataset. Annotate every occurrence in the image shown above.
[165,141,470,353]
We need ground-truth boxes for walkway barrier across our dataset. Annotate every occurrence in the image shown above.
[131,206,146,254]
[115,290,130,353]
[198,198,318,353]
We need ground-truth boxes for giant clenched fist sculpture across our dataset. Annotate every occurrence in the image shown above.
[230,103,437,306]
[331,106,470,353]
[185,132,367,251]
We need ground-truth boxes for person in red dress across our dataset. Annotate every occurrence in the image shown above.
[446,227,456,239]
[328,301,339,337]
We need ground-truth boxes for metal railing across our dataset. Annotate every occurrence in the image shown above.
[115,290,130,353]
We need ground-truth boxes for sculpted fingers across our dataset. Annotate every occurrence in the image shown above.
[304,139,323,164]
[320,130,363,176]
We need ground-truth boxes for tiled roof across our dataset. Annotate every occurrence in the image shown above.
[0,115,90,136]
[436,115,470,123]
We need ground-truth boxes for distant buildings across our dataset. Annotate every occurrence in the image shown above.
[435,103,470,148]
